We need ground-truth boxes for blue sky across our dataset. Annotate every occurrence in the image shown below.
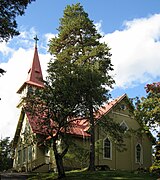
[16,0,160,35]
[1,0,160,137]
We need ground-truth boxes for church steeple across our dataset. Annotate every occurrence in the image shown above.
[17,36,44,94]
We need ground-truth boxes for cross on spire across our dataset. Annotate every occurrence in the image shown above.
[34,35,39,47]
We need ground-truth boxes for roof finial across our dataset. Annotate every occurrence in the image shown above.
[34,35,39,47]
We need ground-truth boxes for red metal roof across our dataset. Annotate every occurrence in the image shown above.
[26,112,90,137]
[96,94,127,119]
[17,46,44,93]
[25,94,127,138]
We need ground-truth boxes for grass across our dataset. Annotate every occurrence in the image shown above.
[28,169,159,180]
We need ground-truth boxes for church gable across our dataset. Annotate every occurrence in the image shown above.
[95,94,153,171]
[106,95,141,131]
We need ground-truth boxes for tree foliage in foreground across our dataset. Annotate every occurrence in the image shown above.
[0,137,13,171]
[24,74,87,178]
[0,0,35,41]
[135,82,160,174]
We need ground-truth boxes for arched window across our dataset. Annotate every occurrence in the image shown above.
[28,146,32,161]
[103,137,112,159]
[136,144,143,163]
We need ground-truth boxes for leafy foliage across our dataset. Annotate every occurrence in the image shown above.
[0,0,35,41]
[64,141,89,169]
[24,79,86,178]
[135,82,160,131]
[0,137,13,171]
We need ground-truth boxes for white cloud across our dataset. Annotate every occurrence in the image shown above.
[0,41,14,59]
[102,14,160,88]
[44,33,56,44]
[95,20,105,36]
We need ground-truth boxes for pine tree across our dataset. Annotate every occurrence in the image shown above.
[48,3,115,171]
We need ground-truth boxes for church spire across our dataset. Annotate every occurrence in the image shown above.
[17,36,44,94]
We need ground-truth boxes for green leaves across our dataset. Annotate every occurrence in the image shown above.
[135,83,160,130]
[0,0,35,41]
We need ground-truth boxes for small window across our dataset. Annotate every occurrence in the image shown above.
[22,148,26,163]
[28,146,32,161]
[45,148,50,156]
[18,150,21,164]
[32,145,36,160]
[120,121,129,132]
[28,86,33,93]
[120,104,126,110]
[35,68,40,73]
[103,137,112,159]
[136,144,143,163]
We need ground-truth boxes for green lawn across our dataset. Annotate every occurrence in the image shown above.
[28,169,159,180]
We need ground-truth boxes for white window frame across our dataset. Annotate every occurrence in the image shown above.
[120,104,126,110]
[103,137,112,160]
[120,121,129,132]
[135,143,143,164]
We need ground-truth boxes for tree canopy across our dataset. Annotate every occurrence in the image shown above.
[24,81,81,178]
[135,82,160,131]
[48,3,115,120]
[0,0,35,41]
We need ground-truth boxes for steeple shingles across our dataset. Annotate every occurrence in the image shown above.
[17,41,44,94]
[26,46,44,87]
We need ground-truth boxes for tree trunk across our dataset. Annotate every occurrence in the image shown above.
[52,141,66,179]
[88,103,95,171]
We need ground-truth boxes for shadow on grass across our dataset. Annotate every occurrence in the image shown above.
[28,169,159,180]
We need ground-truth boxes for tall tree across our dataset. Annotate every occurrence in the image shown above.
[48,3,115,171]
[0,137,13,171]
[0,0,35,42]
